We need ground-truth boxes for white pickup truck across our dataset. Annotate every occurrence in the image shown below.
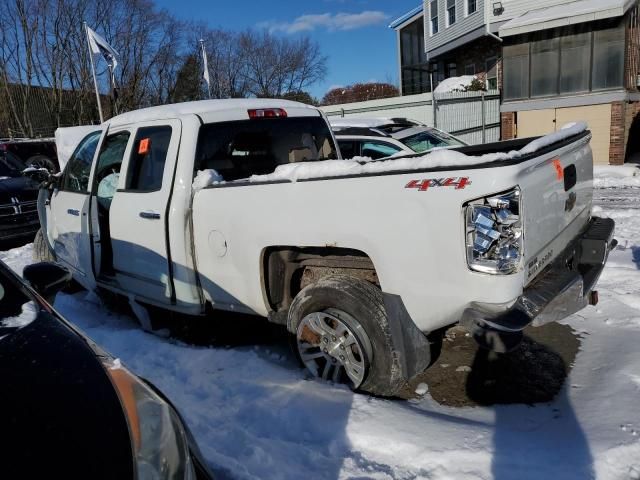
[35,99,615,396]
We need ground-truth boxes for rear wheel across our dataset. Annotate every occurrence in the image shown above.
[33,228,55,263]
[288,275,404,396]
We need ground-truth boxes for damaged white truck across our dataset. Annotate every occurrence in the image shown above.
[35,99,615,396]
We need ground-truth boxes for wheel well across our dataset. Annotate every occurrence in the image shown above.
[262,246,379,324]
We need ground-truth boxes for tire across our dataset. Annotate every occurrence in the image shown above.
[26,155,57,173]
[288,274,405,397]
[33,228,56,263]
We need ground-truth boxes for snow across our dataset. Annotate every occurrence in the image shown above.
[434,75,477,94]
[0,301,38,328]
[2,168,639,479]
[245,122,587,184]
[593,165,640,189]
[193,169,224,191]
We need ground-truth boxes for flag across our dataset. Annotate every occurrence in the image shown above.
[86,26,119,72]
[200,40,211,93]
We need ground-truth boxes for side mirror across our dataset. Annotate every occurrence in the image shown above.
[22,167,53,186]
[23,262,72,304]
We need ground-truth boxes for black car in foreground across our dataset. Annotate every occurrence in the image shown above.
[0,152,41,242]
[0,260,213,479]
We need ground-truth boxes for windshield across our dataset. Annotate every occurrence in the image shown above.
[0,152,24,177]
[399,129,466,154]
[195,116,338,181]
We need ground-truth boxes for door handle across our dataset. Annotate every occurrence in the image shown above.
[139,211,161,220]
[67,209,80,216]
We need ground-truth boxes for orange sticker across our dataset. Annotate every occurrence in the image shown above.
[552,158,564,180]
[138,138,150,155]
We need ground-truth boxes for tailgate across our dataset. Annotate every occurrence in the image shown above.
[519,133,593,284]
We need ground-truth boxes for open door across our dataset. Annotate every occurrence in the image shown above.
[46,130,103,289]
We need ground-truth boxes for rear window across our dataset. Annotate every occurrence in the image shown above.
[399,129,465,154]
[195,117,337,181]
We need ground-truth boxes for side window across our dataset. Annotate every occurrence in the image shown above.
[126,126,172,192]
[337,140,359,160]
[95,132,130,206]
[361,141,403,160]
[61,131,101,193]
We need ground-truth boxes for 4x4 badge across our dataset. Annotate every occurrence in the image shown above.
[405,177,471,191]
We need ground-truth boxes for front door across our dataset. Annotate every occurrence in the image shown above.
[48,130,102,288]
[108,119,181,304]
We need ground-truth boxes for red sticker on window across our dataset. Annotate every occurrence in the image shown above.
[552,158,564,180]
[138,138,150,155]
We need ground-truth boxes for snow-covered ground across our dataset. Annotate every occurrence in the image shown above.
[2,167,639,480]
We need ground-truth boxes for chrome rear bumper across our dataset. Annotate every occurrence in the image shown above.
[462,217,616,352]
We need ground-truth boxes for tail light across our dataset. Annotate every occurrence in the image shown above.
[248,108,288,119]
[465,187,523,275]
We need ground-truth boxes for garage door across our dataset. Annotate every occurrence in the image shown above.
[517,104,612,165]
[517,109,556,138]
[555,104,611,165]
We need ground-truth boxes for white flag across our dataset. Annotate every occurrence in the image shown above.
[201,40,210,90]
[86,26,119,71]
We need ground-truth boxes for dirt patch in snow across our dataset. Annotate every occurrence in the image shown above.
[403,323,581,407]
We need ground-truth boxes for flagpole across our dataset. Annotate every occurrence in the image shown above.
[200,39,212,99]
[84,21,104,124]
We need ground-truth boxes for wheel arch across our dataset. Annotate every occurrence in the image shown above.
[261,246,380,325]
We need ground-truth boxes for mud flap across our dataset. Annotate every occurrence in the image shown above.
[382,293,433,382]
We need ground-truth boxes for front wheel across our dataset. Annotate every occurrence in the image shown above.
[33,228,56,262]
[288,275,405,396]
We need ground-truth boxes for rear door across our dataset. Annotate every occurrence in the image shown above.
[47,130,102,286]
[108,119,181,304]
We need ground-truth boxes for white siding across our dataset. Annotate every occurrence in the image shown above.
[489,0,577,24]
[423,0,486,53]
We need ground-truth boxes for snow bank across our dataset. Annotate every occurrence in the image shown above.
[594,165,640,189]
[434,75,477,94]
[54,126,99,171]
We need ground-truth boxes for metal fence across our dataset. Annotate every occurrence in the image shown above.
[433,90,501,144]
[321,89,502,145]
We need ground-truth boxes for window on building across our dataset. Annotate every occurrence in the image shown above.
[560,30,591,94]
[126,126,173,192]
[503,43,530,100]
[467,0,478,15]
[530,36,559,97]
[592,25,625,90]
[503,20,625,101]
[430,0,439,35]
[486,57,498,90]
[447,0,456,26]
[400,17,430,94]
[465,64,476,75]
[446,62,457,78]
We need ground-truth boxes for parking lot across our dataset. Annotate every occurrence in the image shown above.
[2,177,639,480]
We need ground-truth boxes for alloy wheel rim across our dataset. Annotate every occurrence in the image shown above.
[296,308,370,388]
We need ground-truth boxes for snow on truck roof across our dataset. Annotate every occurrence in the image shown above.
[329,117,423,129]
[107,98,319,127]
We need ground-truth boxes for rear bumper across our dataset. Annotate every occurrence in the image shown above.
[461,216,615,352]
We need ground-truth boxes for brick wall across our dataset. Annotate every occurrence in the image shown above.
[501,112,516,140]
[610,102,626,165]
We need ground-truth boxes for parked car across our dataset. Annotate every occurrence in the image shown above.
[36,99,614,397]
[0,138,59,172]
[0,152,40,242]
[0,259,213,479]
[329,117,467,159]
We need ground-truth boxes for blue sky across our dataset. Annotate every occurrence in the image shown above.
[154,0,422,99]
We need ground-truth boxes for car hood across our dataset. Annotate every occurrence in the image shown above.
[0,309,134,478]
[0,175,39,203]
